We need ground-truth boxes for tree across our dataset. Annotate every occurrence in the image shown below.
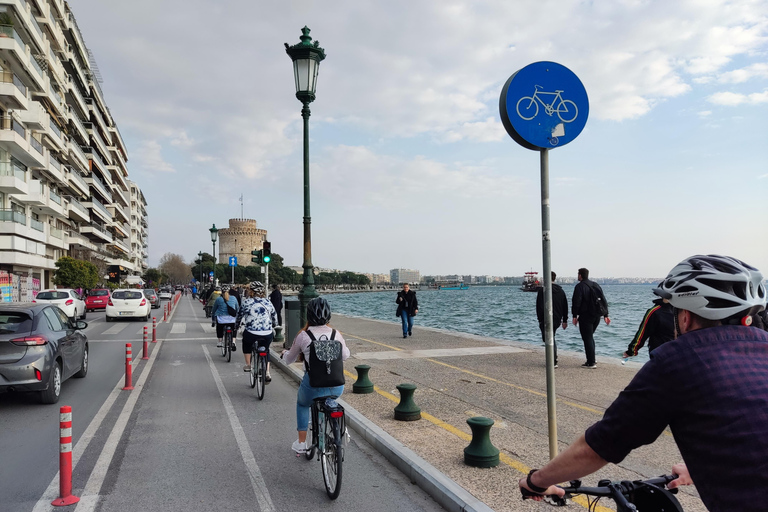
[54,257,99,290]
[69,247,109,283]
[158,253,191,284]
[143,268,163,287]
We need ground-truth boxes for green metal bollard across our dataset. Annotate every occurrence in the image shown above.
[352,364,374,394]
[273,325,284,344]
[464,417,500,468]
[394,383,421,421]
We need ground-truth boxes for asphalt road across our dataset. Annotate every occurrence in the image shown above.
[0,295,445,512]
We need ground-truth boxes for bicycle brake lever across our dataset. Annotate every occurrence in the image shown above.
[521,488,569,507]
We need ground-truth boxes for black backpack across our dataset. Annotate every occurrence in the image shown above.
[304,329,345,388]
[586,281,609,317]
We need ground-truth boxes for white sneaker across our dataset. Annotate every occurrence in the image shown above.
[291,440,307,454]
[216,341,223,348]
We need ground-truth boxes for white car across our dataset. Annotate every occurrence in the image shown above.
[158,290,173,300]
[34,289,86,321]
[105,289,150,322]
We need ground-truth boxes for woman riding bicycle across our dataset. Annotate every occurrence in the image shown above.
[211,285,239,349]
[236,281,277,375]
[281,297,350,454]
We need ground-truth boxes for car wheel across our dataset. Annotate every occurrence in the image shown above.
[74,344,88,378]
[81,310,87,320]
[40,362,62,404]
[106,315,113,322]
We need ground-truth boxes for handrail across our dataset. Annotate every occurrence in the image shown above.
[0,208,27,225]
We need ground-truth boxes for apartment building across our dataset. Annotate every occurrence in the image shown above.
[390,268,420,285]
[0,0,147,297]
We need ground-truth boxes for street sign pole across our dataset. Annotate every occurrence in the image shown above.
[540,148,557,460]
[265,264,269,294]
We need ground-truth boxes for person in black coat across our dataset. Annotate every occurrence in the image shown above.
[572,268,611,368]
[624,296,674,358]
[395,283,418,339]
[269,284,283,326]
[536,271,568,367]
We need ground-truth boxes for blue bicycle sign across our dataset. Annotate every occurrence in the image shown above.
[516,85,578,123]
[499,61,589,150]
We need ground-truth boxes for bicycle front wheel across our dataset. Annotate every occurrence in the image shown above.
[249,349,257,388]
[557,99,578,123]
[256,355,265,400]
[321,416,343,499]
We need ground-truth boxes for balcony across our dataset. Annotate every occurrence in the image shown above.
[16,178,45,205]
[0,208,26,225]
[66,74,88,118]
[0,70,28,109]
[84,195,111,223]
[0,160,28,194]
[30,217,43,232]
[87,126,111,166]
[65,196,89,222]
[65,167,88,197]
[84,171,112,204]
[0,25,44,89]
[108,203,129,223]
[80,221,112,243]
[110,220,129,239]
[107,164,128,191]
[66,138,88,172]
[111,184,128,207]
[0,114,46,169]
[88,101,110,139]
[47,154,65,182]
[40,187,65,217]
[43,117,66,152]
[16,100,46,129]
[29,134,43,155]
[67,105,88,145]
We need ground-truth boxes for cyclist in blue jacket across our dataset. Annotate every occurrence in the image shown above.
[212,285,239,349]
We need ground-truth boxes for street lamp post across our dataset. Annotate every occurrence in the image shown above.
[285,26,326,326]
[197,251,204,284]
[209,224,218,285]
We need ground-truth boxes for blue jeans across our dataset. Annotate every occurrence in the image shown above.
[401,312,413,336]
[296,373,344,431]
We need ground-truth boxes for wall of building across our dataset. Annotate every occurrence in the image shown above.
[218,219,267,267]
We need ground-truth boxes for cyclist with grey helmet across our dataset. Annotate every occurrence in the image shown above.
[281,297,350,454]
[236,281,277,375]
[519,255,768,511]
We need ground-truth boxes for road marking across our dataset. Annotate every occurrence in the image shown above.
[71,339,164,512]
[354,346,527,360]
[170,322,186,334]
[102,323,129,335]
[87,337,211,343]
[203,346,275,512]
[200,323,216,334]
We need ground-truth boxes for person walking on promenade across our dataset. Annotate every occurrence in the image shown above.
[536,271,568,368]
[519,254,768,512]
[281,297,350,454]
[269,284,283,326]
[623,293,674,359]
[396,283,418,339]
[572,268,610,369]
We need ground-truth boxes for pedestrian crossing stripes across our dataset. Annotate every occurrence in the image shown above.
[200,323,216,334]
[171,323,186,334]
[102,324,129,335]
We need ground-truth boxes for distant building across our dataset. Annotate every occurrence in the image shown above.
[218,219,267,267]
[390,268,420,285]
[366,273,390,285]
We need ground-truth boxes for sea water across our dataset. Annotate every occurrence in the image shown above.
[325,284,659,364]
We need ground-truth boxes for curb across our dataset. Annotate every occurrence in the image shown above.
[270,349,494,512]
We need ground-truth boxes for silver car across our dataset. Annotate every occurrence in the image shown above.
[0,303,88,404]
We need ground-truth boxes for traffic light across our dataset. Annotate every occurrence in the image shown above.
[251,249,262,265]
[262,241,271,264]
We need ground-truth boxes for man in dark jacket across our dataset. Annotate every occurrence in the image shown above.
[624,296,674,358]
[396,283,418,339]
[536,271,568,367]
[269,284,283,326]
[572,268,611,369]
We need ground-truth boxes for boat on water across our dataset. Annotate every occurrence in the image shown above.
[521,272,541,292]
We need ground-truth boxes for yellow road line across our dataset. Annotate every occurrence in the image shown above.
[343,368,612,512]
[345,333,403,351]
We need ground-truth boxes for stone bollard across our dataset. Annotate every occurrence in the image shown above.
[352,365,374,394]
[273,325,284,344]
[464,417,500,468]
[394,383,421,421]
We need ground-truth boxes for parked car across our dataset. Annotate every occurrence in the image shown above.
[105,289,150,322]
[0,303,88,404]
[158,289,173,300]
[143,289,160,309]
[34,289,86,321]
[85,289,110,311]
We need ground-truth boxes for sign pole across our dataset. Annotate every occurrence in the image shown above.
[265,264,269,294]
[231,264,234,284]
[540,148,558,460]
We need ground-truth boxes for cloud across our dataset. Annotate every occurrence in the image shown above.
[716,63,768,84]
[707,90,768,105]
[170,132,195,147]
[133,140,175,173]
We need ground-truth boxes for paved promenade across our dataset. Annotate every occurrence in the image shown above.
[298,313,709,512]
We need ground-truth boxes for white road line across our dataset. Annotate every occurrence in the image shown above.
[102,323,129,335]
[200,323,216,334]
[71,339,164,512]
[170,322,186,334]
[32,352,145,512]
[203,346,275,512]
[86,337,210,343]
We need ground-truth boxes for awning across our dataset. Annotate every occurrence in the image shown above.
[125,276,144,285]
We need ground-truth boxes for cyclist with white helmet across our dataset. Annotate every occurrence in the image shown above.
[211,285,239,349]
[519,255,768,512]
[236,281,277,375]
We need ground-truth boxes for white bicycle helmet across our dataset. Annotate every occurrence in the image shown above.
[653,255,766,322]
[221,285,230,293]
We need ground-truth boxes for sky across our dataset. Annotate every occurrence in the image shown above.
[70,0,767,278]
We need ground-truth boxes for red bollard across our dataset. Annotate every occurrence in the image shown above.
[163,305,167,322]
[123,344,134,391]
[152,317,157,343]
[142,327,149,360]
[51,406,80,506]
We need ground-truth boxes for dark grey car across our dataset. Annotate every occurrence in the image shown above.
[143,289,160,309]
[0,303,88,404]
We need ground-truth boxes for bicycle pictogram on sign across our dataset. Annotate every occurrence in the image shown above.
[516,85,578,123]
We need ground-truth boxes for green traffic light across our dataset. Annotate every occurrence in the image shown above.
[263,255,271,263]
